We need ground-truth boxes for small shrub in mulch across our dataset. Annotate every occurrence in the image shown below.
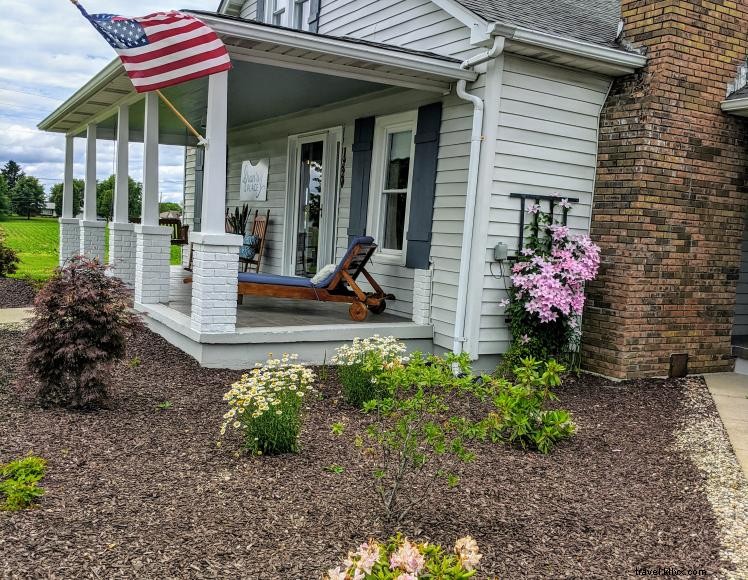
[0,455,47,511]
[24,256,143,409]
[0,230,19,278]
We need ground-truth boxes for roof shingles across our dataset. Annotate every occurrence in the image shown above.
[454,0,621,47]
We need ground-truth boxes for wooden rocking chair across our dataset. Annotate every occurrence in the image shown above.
[239,210,270,274]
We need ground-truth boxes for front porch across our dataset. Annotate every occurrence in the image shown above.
[135,267,432,368]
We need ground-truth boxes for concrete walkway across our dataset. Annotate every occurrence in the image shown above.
[705,373,748,477]
[0,307,33,325]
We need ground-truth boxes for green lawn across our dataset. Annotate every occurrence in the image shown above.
[0,217,182,283]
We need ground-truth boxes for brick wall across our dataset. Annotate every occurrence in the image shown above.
[582,0,748,379]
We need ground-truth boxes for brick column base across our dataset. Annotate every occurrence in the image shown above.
[109,222,136,288]
[412,268,433,325]
[189,232,242,334]
[134,225,172,305]
[59,218,81,267]
[79,220,106,262]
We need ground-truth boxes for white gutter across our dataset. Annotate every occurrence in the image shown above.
[721,97,748,115]
[452,35,505,362]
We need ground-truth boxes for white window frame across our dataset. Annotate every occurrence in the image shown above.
[264,0,310,30]
[366,111,417,266]
[293,0,311,30]
[266,0,287,27]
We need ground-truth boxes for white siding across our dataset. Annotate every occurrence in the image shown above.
[318,0,480,59]
[240,0,259,20]
[183,147,197,228]
[734,224,748,337]
[476,55,612,355]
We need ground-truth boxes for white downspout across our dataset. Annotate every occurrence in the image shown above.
[453,36,505,364]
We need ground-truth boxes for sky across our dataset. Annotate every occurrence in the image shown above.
[0,0,219,203]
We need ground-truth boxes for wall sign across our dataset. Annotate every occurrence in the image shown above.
[240,159,269,202]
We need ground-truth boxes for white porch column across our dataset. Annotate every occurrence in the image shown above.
[190,71,242,334]
[135,92,171,305]
[59,135,80,266]
[109,104,136,287]
[80,123,105,261]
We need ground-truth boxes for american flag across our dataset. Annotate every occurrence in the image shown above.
[75,3,232,93]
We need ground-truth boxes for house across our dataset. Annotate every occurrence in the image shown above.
[38,0,748,379]
[40,202,57,218]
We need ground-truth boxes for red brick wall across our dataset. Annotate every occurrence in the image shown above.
[582,0,748,379]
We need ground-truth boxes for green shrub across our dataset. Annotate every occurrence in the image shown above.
[0,455,47,511]
[24,256,143,409]
[357,352,476,522]
[332,336,408,407]
[0,230,19,277]
[479,358,576,454]
[326,534,482,579]
[220,354,316,455]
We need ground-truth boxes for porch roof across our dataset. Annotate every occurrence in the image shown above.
[38,12,477,141]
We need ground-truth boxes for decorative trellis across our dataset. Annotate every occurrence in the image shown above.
[509,192,580,258]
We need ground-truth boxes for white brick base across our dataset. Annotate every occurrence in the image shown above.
[109,222,136,288]
[59,218,81,267]
[412,268,433,325]
[134,225,172,305]
[79,220,106,262]
[190,232,242,334]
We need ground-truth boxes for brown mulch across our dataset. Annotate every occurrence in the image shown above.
[0,327,726,578]
[0,277,36,308]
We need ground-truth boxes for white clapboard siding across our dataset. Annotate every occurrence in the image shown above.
[318,0,481,59]
[183,147,197,228]
[477,55,612,356]
[240,0,259,20]
[734,225,748,338]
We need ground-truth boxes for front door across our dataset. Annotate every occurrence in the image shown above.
[287,129,341,277]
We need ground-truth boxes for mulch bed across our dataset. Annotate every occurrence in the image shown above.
[0,277,36,308]
[0,327,726,578]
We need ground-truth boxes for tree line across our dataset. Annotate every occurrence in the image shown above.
[0,160,181,221]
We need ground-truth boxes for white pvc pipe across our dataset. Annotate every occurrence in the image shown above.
[453,36,505,361]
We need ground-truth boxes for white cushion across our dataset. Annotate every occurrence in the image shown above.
[311,264,337,285]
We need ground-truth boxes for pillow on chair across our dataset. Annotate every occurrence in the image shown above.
[311,264,336,285]
[240,234,260,260]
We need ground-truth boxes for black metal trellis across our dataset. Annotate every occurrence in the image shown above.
[509,193,580,258]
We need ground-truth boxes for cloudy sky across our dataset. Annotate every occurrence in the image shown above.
[0,0,218,203]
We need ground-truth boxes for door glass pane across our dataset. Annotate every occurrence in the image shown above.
[383,192,407,251]
[296,140,324,277]
[385,130,412,190]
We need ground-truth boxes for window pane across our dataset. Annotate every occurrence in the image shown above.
[383,192,407,251]
[385,131,412,190]
[294,0,310,29]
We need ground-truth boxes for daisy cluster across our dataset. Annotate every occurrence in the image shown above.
[331,335,408,370]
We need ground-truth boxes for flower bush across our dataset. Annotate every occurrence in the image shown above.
[331,335,408,407]
[326,534,482,579]
[501,199,600,370]
[221,354,316,455]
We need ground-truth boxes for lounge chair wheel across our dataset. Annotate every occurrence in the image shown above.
[349,301,369,321]
[369,299,386,315]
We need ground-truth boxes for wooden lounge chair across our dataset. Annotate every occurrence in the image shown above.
[238,236,388,321]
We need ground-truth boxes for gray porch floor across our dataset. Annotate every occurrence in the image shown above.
[167,266,407,328]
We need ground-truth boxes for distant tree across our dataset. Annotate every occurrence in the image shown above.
[1,161,24,191]
[159,202,182,214]
[96,175,143,221]
[0,174,10,219]
[50,179,84,217]
[11,176,45,219]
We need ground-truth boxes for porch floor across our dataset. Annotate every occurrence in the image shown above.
[167,266,406,328]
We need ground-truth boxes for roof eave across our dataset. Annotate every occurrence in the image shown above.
[721,97,748,116]
[38,58,128,133]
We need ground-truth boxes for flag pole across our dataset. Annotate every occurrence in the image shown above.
[156,90,208,146]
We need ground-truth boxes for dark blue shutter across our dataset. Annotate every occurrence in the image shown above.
[347,116,376,243]
[405,102,442,269]
[256,0,265,22]
[308,0,321,32]
[193,147,204,232]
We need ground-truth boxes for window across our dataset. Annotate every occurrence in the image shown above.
[264,0,310,30]
[368,112,417,261]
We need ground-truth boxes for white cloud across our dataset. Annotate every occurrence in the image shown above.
[0,0,218,204]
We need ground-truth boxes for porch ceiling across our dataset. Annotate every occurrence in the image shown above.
[38,12,476,143]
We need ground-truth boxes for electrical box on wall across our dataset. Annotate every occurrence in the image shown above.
[494,242,508,262]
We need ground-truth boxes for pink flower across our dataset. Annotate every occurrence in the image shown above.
[499,298,510,308]
[395,574,418,580]
[521,248,535,256]
[325,567,347,580]
[528,203,541,215]
[355,541,381,574]
[390,540,425,574]
[521,334,531,344]
[559,198,572,210]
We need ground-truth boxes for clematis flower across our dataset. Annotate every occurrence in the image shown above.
[528,203,541,215]
[499,298,510,308]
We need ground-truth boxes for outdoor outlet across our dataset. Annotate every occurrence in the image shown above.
[494,242,508,262]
